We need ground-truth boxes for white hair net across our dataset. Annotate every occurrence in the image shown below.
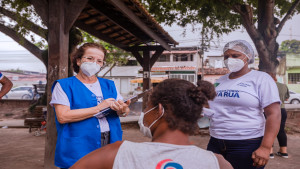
[223,40,255,64]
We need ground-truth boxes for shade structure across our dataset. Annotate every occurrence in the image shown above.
[130,77,167,83]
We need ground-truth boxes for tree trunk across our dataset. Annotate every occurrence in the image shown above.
[237,1,279,74]
[256,0,278,74]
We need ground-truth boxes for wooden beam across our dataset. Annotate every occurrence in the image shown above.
[74,20,128,51]
[150,47,164,67]
[44,0,69,168]
[95,22,116,31]
[130,50,143,66]
[110,0,171,50]
[142,50,151,109]
[126,45,165,52]
[65,0,89,33]
[89,0,149,42]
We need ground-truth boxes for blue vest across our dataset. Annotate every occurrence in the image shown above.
[51,76,123,168]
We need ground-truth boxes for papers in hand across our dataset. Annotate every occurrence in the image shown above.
[94,89,150,119]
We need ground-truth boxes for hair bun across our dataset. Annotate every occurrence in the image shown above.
[188,80,216,105]
[188,87,207,105]
[196,80,216,100]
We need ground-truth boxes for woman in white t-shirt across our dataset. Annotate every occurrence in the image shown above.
[71,79,233,169]
[207,40,281,169]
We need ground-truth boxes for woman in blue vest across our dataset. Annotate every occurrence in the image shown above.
[50,43,130,169]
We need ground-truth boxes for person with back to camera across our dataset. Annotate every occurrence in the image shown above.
[70,79,233,169]
[206,40,281,169]
[50,43,130,169]
[0,72,13,99]
[267,72,290,159]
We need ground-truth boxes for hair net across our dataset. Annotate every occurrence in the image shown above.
[223,40,255,64]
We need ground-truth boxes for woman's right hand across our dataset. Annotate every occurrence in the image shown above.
[96,98,115,111]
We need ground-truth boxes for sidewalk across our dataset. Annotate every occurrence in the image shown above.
[0,115,140,128]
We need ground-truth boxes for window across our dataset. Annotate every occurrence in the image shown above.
[173,54,192,62]
[169,74,195,83]
[157,54,170,62]
[288,73,300,84]
[180,54,188,61]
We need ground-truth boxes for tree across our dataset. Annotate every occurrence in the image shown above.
[0,0,133,78]
[143,0,300,73]
[0,0,83,76]
[280,39,300,54]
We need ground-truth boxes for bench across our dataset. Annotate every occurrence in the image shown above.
[24,117,45,133]
[24,106,46,133]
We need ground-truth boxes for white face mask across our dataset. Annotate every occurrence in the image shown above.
[138,105,164,138]
[224,57,247,72]
[80,62,101,77]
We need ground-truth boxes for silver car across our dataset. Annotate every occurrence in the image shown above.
[285,91,300,104]
[4,86,33,99]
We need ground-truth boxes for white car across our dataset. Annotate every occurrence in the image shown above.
[4,86,33,100]
[285,91,300,104]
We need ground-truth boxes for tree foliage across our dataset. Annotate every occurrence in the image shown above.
[143,0,299,36]
[143,0,300,73]
[280,39,300,54]
[0,0,132,70]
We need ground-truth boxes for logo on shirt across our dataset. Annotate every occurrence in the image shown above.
[96,96,104,104]
[237,82,251,87]
[216,90,240,98]
[156,159,183,169]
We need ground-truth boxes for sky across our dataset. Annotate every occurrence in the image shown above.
[0,14,300,72]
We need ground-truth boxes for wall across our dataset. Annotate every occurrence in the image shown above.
[286,68,300,93]
[153,53,201,68]
[203,74,223,84]
[0,100,32,119]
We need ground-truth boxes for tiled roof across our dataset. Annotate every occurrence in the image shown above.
[151,66,197,71]
[162,51,199,54]
[198,68,230,75]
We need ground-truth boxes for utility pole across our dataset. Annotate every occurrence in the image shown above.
[200,30,206,80]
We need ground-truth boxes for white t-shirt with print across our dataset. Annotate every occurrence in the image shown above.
[208,70,280,140]
[50,80,123,133]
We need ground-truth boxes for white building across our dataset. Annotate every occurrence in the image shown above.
[151,47,202,84]
[97,66,141,97]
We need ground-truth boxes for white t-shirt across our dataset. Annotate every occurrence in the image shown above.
[208,70,280,140]
[50,80,123,133]
[113,141,220,169]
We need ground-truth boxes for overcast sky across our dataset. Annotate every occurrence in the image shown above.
[0,14,300,58]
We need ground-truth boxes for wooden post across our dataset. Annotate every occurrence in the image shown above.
[44,0,69,168]
[129,46,165,110]
[142,50,151,110]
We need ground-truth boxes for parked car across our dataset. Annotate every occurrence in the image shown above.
[285,91,300,104]
[4,86,33,100]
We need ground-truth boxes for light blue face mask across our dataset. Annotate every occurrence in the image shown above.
[80,62,101,77]
[138,105,164,138]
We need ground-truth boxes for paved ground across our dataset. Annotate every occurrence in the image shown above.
[0,126,299,169]
[0,106,300,169]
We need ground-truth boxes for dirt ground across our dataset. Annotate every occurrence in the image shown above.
[0,127,300,169]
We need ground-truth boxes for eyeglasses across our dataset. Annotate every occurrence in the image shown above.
[82,56,106,65]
